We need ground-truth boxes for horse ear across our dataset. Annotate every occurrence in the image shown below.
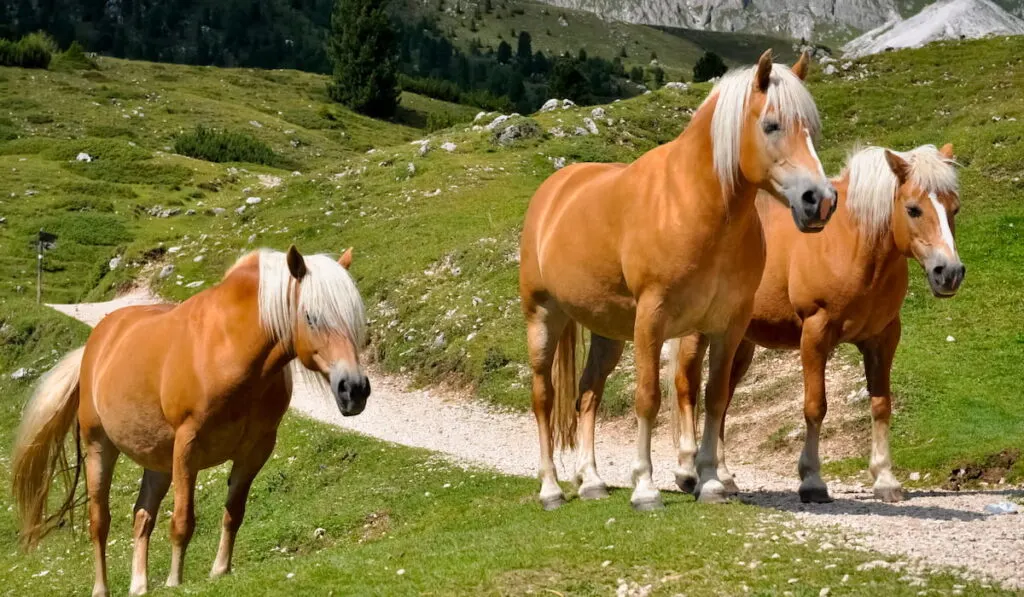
[792,50,811,81]
[939,143,955,160]
[339,247,353,270]
[286,245,307,280]
[755,49,773,92]
[884,150,911,185]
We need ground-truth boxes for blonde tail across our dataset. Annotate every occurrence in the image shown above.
[550,322,581,450]
[11,347,85,550]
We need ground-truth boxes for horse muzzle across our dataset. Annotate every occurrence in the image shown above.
[926,257,965,298]
[789,183,837,233]
[331,370,371,416]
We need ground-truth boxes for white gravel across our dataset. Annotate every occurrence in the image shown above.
[50,293,1024,590]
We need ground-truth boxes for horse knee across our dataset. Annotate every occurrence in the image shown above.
[170,513,195,545]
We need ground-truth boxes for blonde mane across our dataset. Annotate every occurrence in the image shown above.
[252,249,367,350]
[843,145,959,237]
[703,62,821,195]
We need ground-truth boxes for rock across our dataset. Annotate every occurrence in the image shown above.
[583,117,600,135]
[193,255,204,263]
[493,119,543,146]
[258,174,282,188]
[842,62,853,71]
[552,157,566,170]
[909,472,921,481]
[108,256,121,270]
[185,281,204,288]
[418,141,430,157]
[424,188,441,197]
[824,64,838,76]
[562,99,576,110]
[235,206,246,214]
[664,81,689,91]
[591,107,606,119]
[846,387,870,403]
[946,335,956,342]
[432,333,446,348]
[485,114,511,131]
[440,142,457,152]
[212,207,226,216]
[574,126,589,136]
[313,527,326,539]
[0,216,6,225]
[246,196,262,205]
[76,152,94,162]
[983,502,1020,515]
[167,246,181,254]
[148,205,181,218]
[248,234,257,244]
[158,264,175,279]
[548,126,567,138]
[473,111,489,123]
[407,162,416,175]
[10,367,30,380]
[540,99,561,112]
[249,120,263,128]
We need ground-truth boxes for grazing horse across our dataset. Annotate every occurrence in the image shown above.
[12,246,370,597]
[519,49,836,510]
[669,143,963,503]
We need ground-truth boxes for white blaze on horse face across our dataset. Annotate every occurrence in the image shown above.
[804,129,826,179]
[929,192,959,259]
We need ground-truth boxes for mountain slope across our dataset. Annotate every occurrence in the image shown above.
[536,0,902,40]
[842,0,1024,57]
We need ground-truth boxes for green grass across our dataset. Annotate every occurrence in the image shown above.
[0,302,1011,596]
[0,37,1022,487]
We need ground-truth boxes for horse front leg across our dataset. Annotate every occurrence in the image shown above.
[797,314,837,503]
[575,334,625,500]
[695,322,746,504]
[858,318,904,502]
[129,470,171,595]
[630,296,667,511]
[211,433,278,578]
[167,426,199,587]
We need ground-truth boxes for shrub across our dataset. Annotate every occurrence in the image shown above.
[0,32,56,69]
[173,126,284,167]
[693,51,728,83]
[52,41,98,71]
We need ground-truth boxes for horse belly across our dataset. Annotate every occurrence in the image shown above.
[98,396,177,472]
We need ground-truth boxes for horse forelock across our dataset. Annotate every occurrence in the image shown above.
[704,62,820,196]
[255,249,367,349]
[844,145,959,238]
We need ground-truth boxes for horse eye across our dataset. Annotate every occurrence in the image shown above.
[305,312,318,327]
[762,121,781,135]
[906,205,923,218]
[951,205,960,216]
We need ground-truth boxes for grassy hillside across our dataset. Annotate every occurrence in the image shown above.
[406,0,797,81]
[0,302,1009,596]
[1,36,1022,486]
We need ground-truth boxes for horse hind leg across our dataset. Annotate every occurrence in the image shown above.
[672,334,708,494]
[84,431,120,597]
[717,339,756,496]
[130,470,171,596]
[525,302,571,510]
[859,319,904,502]
[797,316,836,504]
[211,433,277,578]
[694,324,746,504]
[575,334,625,501]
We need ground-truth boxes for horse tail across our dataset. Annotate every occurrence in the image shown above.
[666,338,683,451]
[11,347,85,550]
[551,322,581,451]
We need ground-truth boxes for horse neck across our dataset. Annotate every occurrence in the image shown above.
[666,101,759,220]
[831,177,906,286]
[215,262,295,378]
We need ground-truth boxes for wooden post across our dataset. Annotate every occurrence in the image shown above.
[36,229,42,304]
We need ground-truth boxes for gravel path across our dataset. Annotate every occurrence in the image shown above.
[50,293,1024,590]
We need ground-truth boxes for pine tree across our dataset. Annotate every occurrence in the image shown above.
[629,65,643,84]
[484,0,493,12]
[550,54,588,102]
[648,64,665,89]
[496,40,512,63]
[693,50,727,83]
[328,0,399,118]
[516,31,531,62]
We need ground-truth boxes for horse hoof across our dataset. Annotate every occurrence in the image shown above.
[631,495,664,511]
[675,474,698,494]
[540,494,567,511]
[874,485,905,503]
[799,486,834,504]
[696,485,729,505]
[579,483,610,501]
[721,477,740,496]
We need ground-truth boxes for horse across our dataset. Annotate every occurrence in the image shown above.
[519,49,837,511]
[668,143,963,503]
[12,245,370,597]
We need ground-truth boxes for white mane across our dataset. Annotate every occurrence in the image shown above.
[844,145,959,237]
[703,62,821,195]
[255,249,367,350]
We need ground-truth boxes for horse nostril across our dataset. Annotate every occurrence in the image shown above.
[932,265,945,278]
[802,189,817,205]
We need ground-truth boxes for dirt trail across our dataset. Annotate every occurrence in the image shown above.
[49,293,1024,590]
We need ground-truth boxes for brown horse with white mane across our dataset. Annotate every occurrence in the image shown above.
[12,246,370,597]
[668,143,963,503]
[519,50,836,510]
